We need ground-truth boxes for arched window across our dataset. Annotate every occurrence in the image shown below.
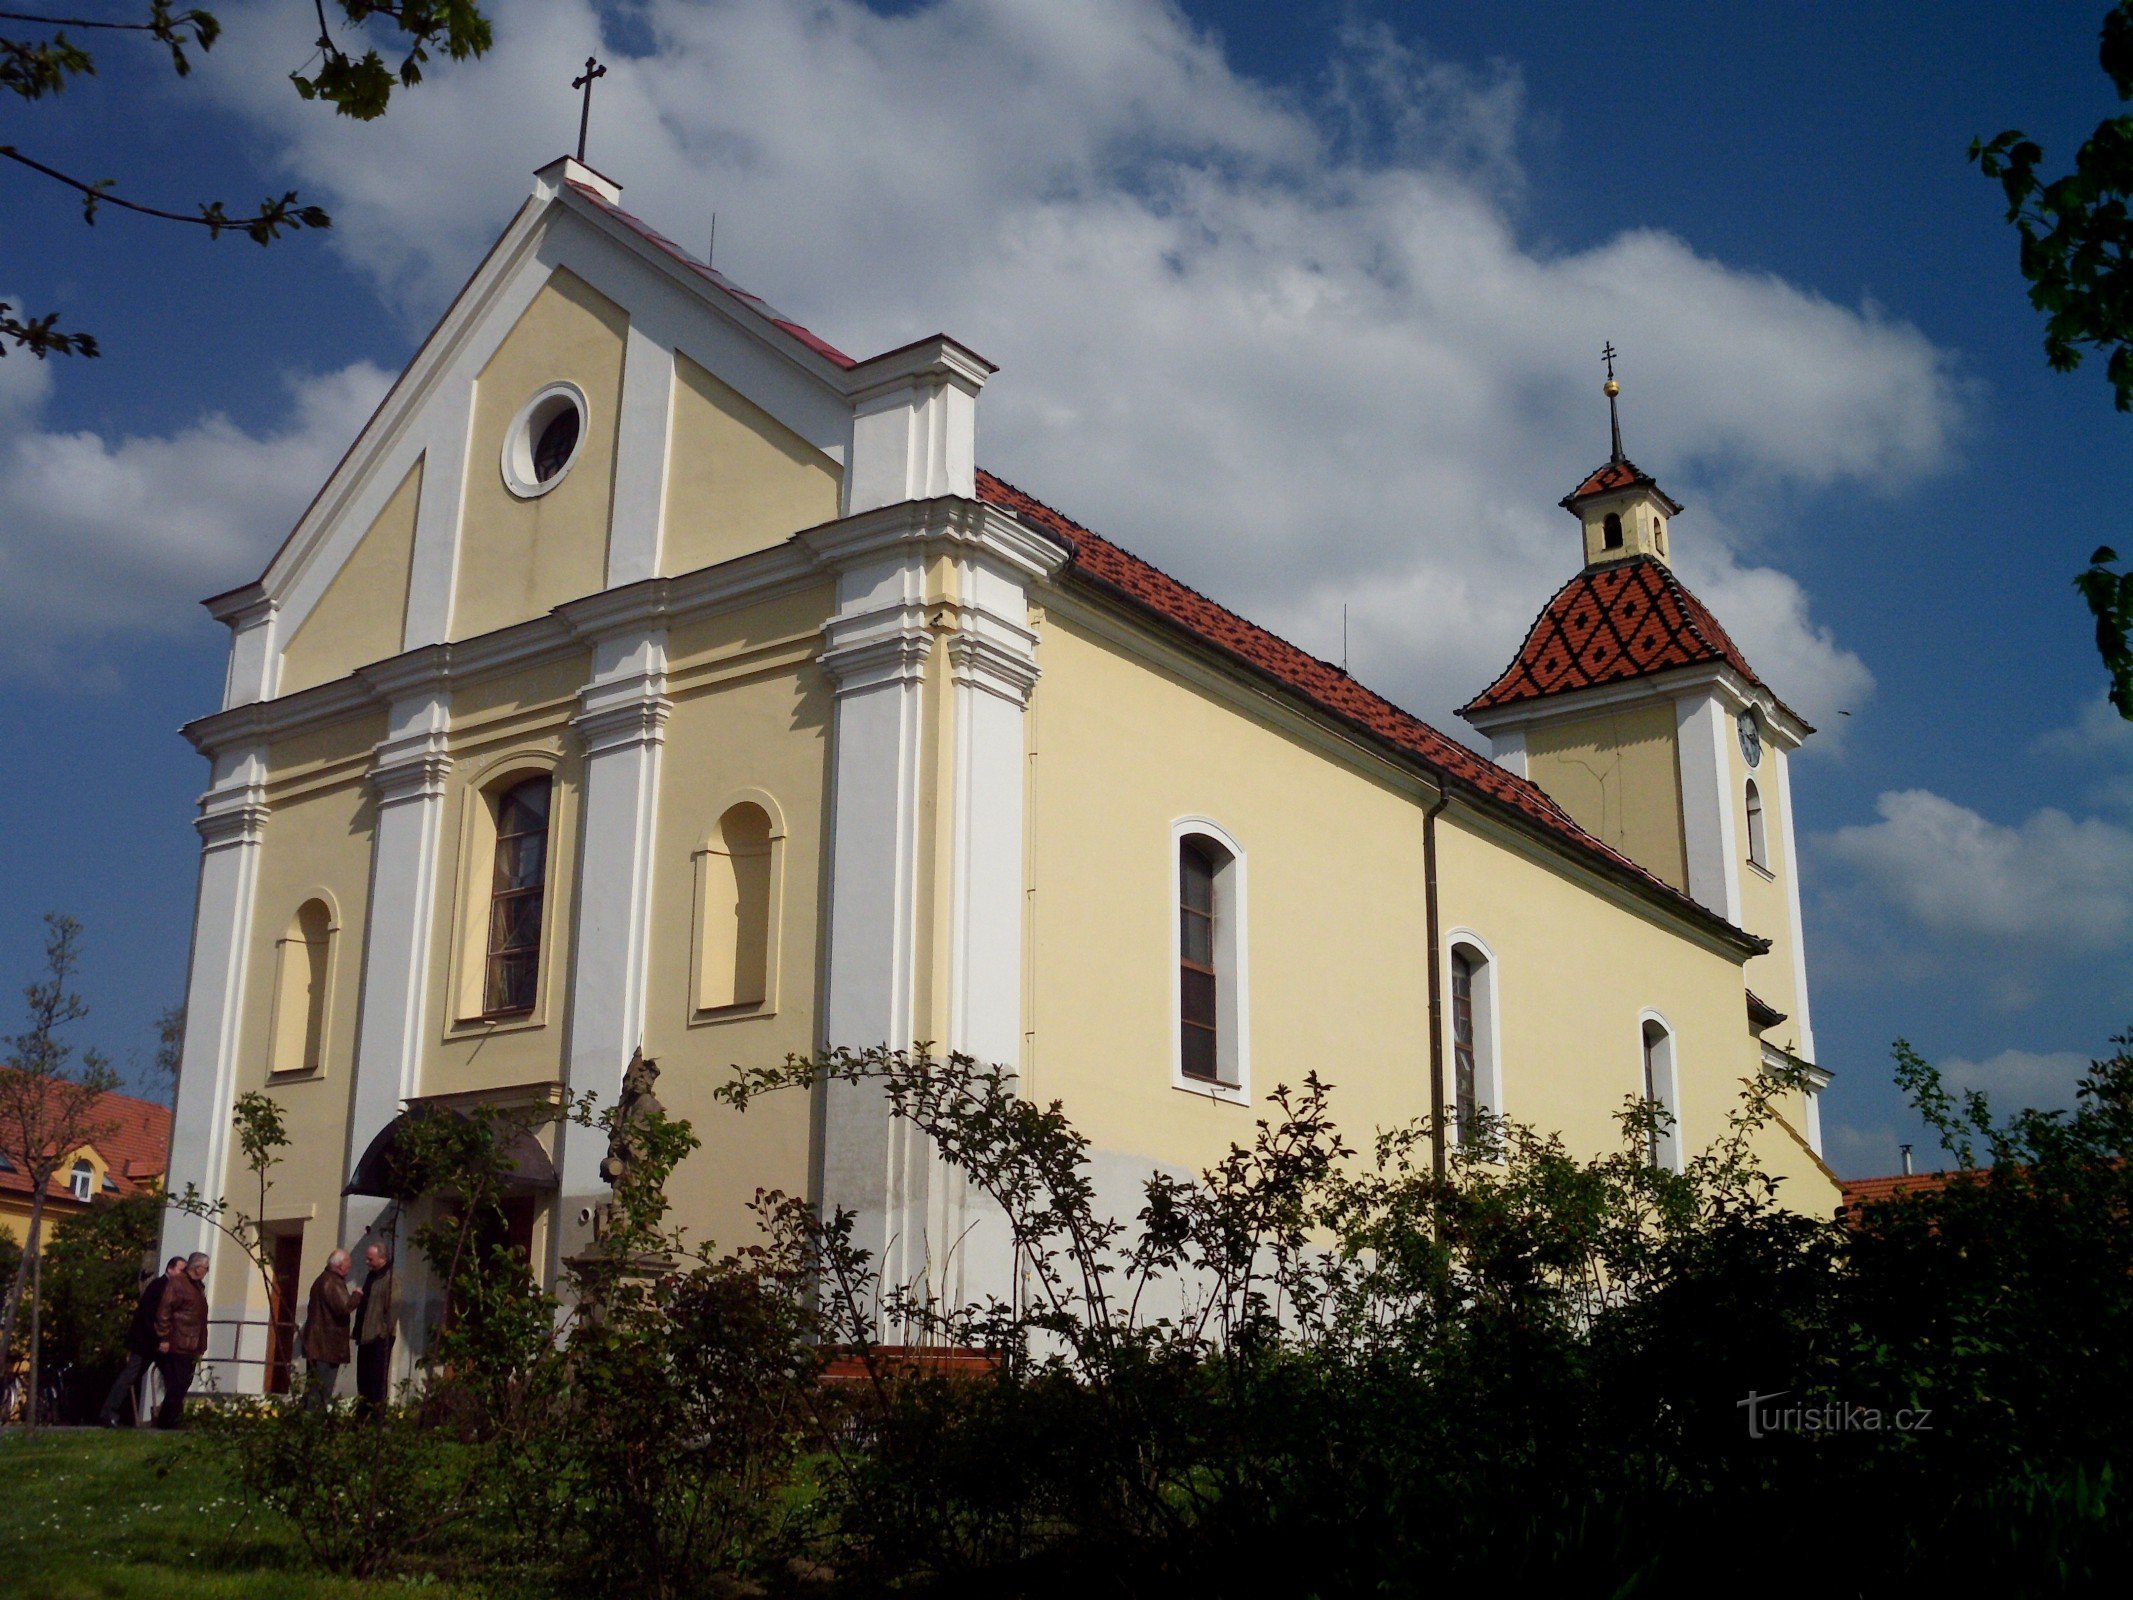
[1602,512,1624,549]
[270,898,334,1075]
[484,776,552,1017]
[1179,840,1219,1081]
[69,1159,93,1203]
[1449,939,1498,1146]
[1175,826,1247,1095]
[1745,779,1769,870]
[1641,1018,1680,1172]
[696,801,777,1013]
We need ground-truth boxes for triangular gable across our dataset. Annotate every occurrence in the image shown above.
[220,160,874,707]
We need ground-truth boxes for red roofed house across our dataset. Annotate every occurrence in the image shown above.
[161,158,1838,1396]
[0,1085,172,1246]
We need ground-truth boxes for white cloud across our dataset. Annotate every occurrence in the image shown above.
[1937,1047,2093,1114]
[0,360,390,678]
[187,0,1949,733]
[1821,788,2133,950]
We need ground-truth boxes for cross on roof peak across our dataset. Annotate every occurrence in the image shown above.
[572,55,607,164]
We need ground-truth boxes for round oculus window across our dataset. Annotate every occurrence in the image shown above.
[501,383,588,499]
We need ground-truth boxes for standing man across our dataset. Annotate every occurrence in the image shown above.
[354,1241,396,1418]
[100,1256,184,1427]
[153,1251,210,1429]
[298,1248,358,1411]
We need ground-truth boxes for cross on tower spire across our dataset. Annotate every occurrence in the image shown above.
[572,56,607,164]
[1602,341,1624,464]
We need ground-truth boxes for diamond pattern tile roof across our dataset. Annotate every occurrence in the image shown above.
[1461,555,1789,719]
[975,471,1760,949]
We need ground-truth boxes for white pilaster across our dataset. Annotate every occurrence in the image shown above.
[1772,743,1817,1064]
[843,339,991,516]
[208,589,279,709]
[604,326,676,587]
[343,684,453,1227]
[162,746,269,1269]
[1488,727,1527,779]
[1674,691,1743,925]
[551,626,671,1270]
[817,550,932,1305]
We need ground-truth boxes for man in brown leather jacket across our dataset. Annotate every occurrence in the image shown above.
[298,1249,358,1411]
[153,1251,210,1428]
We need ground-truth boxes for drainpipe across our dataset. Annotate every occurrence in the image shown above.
[1424,779,1451,1181]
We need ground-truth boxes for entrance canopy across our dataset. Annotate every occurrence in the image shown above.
[343,1106,560,1199]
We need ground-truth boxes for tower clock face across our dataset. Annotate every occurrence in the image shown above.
[1737,709,1763,768]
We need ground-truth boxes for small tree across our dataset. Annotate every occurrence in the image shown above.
[0,913,118,1433]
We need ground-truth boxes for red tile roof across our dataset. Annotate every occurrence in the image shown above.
[1564,456,1656,503]
[0,1084,172,1207]
[975,471,1760,950]
[1461,555,1788,719]
[568,182,860,369]
[1840,1170,1965,1210]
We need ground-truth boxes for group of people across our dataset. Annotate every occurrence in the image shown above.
[99,1250,208,1429]
[298,1241,397,1414]
[96,1239,397,1427]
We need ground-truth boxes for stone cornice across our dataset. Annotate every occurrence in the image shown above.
[181,497,1064,758]
[195,793,270,852]
[1462,661,1812,749]
[572,678,674,756]
[946,628,1041,707]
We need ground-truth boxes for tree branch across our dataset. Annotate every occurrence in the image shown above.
[0,145,329,238]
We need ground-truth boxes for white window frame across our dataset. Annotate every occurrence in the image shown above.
[1444,928,1503,1142]
[69,1159,93,1203]
[1745,778,1770,874]
[1171,816,1250,1104]
[1638,1009,1682,1172]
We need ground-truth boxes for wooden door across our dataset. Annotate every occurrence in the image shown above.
[265,1230,303,1394]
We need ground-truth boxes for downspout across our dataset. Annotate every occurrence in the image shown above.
[1424,778,1451,1181]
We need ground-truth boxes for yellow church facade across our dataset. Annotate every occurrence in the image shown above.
[162,158,1835,1388]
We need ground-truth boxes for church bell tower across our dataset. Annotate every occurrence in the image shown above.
[1460,351,1828,1148]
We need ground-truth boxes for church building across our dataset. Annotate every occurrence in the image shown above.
[162,157,1836,1393]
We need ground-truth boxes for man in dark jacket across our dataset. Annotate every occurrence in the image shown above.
[99,1256,184,1427]
[354,1241,396,1418]
[298,1249,357,1410]
[153,1251,210,1428]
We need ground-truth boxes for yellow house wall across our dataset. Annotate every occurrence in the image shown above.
[417,654,591,1099]
[1028,606,1837,1213]
[451,270,629,642]
[279,461,423,696]
[0,1141,119,1244]
[210,712,387,1313]
[660,354,843,578]
[1522,701,1689,893]
[640,583,838,1252]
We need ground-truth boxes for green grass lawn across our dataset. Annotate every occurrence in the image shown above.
[0,1427,481,1600]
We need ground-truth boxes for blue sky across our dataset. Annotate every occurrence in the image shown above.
[3,0,2128,1175]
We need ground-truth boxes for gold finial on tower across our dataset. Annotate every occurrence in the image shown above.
[1601,341,1624,462]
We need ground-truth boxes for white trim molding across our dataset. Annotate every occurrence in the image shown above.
[551,626,671,1272]
[1171,816,1251,1106]
[343,689,454,1236]
[1674,691,1744,925]
[163,744,270,1273]
[1638,1008,1683,1173]
[1444,926,1504,1136]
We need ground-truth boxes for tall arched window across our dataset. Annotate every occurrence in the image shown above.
[1448,939,1499,1146]
[69,1159,93,1203]
[270,898,334,1075]
[1179,840,1219,1082]
[696,801,777,1013]
[1745,779,1769,870]
[484,776,552,1017]
[1602,512,1624,549]
[1641,1017,1680,1171]
[1175,825,1248,1095]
